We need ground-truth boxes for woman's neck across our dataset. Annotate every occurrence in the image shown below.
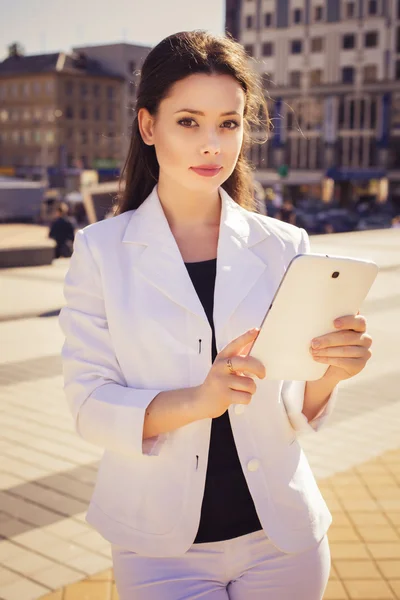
[157,177,221,231]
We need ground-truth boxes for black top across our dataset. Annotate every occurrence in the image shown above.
[184,258,262,543]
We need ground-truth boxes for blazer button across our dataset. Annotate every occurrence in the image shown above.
[234,404,245,415]
[247,458,260,472]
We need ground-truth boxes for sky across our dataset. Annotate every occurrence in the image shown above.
[0,0,225,60]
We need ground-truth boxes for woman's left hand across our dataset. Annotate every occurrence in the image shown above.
[310,314,372,382]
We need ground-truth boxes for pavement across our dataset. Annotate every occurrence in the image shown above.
[0,226,399,600]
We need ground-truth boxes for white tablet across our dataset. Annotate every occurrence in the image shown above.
[249,253,378,381]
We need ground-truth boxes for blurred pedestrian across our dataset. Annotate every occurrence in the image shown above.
[48,203,75,258]
[392,215,400,228]
[59,30,372,600]
[276,197,296,225]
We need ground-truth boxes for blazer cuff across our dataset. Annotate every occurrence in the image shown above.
[281,380,339,433]
[76,384,165,457]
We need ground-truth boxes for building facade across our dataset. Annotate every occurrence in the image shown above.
[227,0,400,208]
[0,46,124,184]
[72,43,151,160]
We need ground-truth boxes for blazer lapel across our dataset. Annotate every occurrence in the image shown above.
[122,186,207,322]
[213,188,270,338]
[122,185,271,329]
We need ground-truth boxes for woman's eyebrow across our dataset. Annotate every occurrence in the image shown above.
[174,109,241,117]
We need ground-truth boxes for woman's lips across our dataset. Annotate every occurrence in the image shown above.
[190,167,223,177]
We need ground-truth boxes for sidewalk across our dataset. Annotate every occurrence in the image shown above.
[0,228,399,600]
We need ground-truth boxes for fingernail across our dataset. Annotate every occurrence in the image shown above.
[335,319,342,327]
[312,339,320,348]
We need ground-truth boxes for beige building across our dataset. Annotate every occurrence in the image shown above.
[0,45,124,182]
[226,0,400,210]
[73,43,151,158]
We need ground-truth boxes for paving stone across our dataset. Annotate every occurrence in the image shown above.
[323,579,349,599]
[357,526,400,542]
[377,561,400,578]
[330,543,371,560]
[334,559,382,580]
[32,564,83,589]
[3,548,56,576]
[344,578,395,599]
[65,552,112,576]
[0,577,49,600]
[63,580,112,600]
[367,543,400,560]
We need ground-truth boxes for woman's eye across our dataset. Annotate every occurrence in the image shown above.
[178,118,196,127]
[222,120,240,129]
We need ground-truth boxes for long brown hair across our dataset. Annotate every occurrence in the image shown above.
[115,30,269,214]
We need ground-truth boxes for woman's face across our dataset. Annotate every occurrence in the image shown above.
[139,73,245,194]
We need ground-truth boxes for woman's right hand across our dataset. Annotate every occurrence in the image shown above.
[194,328,266,419]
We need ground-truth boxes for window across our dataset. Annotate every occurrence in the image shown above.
[81,131,88,144]
[289,71,301,87]
[93,83,100,96]
[94,106,101,120]
[46,131,55,144]
[343,34,356,49]
[246,15,253,28]
[311,37,324,52]
[107,86,114,100]
[315,6,323,21]
[346,2,355,17]
[46,81,54,95]
[364,64,378,82]
[396,60,400,79]
[262,42,274,57]
[368,0,378,15]
[66,106,74,119]
[291,39,302,54]
[244,44,254,56]
[81,83,88,97]
[370,97,377,128]
[398,0,400,19]
[265,12,272,27]
[80,107,87,120]
[365,31,378,48]
[107,106,114,121]
[310,69,323,86]
[65,81,74,96]
[342,66,355,83]
[293,8,302,24]
[397,27,400,53]
[33,82,41,95]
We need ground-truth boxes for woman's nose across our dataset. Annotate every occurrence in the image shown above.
[201,131,221,155]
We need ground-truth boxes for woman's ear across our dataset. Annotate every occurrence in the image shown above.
[138,108,155,146]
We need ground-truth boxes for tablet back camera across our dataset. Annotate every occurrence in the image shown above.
[332,271,340,279]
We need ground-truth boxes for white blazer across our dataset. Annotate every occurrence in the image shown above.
[59,185,337,557]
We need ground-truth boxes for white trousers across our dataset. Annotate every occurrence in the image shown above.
[111,530,331,600]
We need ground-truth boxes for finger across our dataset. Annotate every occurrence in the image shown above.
[228,374,257,395]
[229,390,253,405]
[334,314,367,333]
[223,355,266,379]
[312,356,369,372]
[312,331,372,349]
[219,329,260,360]
[312,345,370,359]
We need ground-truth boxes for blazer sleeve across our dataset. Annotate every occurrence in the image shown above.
[281,227,339,433]
[59,229,165,457]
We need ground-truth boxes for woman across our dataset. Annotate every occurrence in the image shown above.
[59,31,372,600]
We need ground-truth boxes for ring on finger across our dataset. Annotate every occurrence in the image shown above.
[227,358,235,374]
